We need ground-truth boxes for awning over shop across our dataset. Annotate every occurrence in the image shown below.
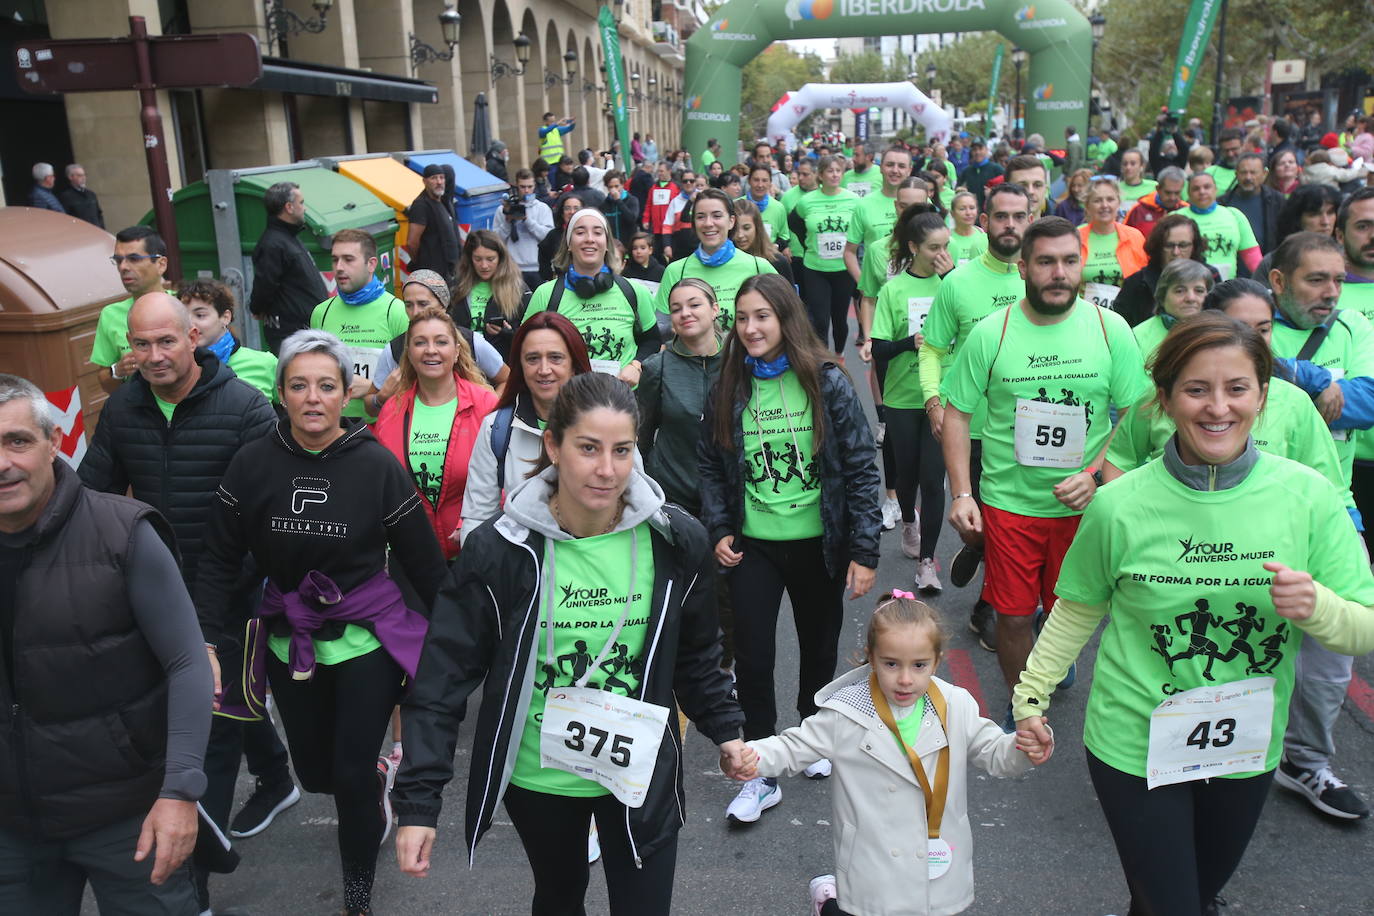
[256,57,438,104]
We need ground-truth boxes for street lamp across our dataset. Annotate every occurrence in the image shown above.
[264,0,331,54]
[545,49,577,88]
[630,69,644,102]
[490,32,531,80]
[1090,13,1107,45]
[1011,46,1026,137]
[409,5,461,71]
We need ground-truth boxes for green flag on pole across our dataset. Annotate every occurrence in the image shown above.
[1166,0,1223,115]
[986,44,1004,135]
[599,7,633,170]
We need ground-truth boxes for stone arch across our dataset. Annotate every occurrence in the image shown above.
[490,0,530,164]
[455,0,489,157]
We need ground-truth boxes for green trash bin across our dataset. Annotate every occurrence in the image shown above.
[144,163,397,346]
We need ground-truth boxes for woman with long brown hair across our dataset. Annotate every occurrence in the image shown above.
[732,197,794,284]
[452,229,529,359]
[698,272,881,823]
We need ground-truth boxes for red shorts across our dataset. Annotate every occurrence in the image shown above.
[980,504,1082,616]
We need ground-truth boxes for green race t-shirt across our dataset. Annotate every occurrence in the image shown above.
[228,344,278,403]
[921,252,1025,434]
[1119,179,1157,207]
[1132,314,1170,371]
[310,289,410,419]
[795,188,861,272]
[1205,163,1238,196]
[946,229,988,268]
[871,271,942,409]
[942,300,1147,517]
[781,183,809,213]
[654,250,776,334]
[1338,279,1374,325]
[739,195,790,249]
[1085,228,1125,289]
[893,698,924,752]
[1057,453,1374,778]
[409,396,457,507]
[511,523,654,796]
[741,369,822,539]
[842,167,879,198]
[153,394,176,424]
[465,280,494,332]
[845,191,901,299]
[524,277,658,373]
[1184,206,1256,281]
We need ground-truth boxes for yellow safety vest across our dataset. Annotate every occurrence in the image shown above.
[540,127,565,164]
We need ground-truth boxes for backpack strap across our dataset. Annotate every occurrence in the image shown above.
[1297,310,1340,362]
[983,305,1014,397]
[490,404,516,491]
[547,277,565,314]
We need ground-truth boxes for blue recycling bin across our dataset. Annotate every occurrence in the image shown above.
[399,150,508,233]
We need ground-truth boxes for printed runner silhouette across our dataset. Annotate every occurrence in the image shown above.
[1147,598,1290,682]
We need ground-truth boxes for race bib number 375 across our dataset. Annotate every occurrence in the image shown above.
[540,686,669,807]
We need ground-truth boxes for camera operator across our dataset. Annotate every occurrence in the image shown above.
[1149,109,1190,174]
[492,168,555,292]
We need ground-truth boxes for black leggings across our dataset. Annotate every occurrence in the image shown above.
[886,406,946,557]
[801,267,858,352]
[267,647,403,910]
[729,537,847,739]
[503,784,678,916]
[1351,461,1374,553]
[1087,749,1274,916]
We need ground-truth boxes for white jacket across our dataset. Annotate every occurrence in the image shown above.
[750,669,1034,916]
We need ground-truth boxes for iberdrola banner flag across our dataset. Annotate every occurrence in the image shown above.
[1166,0,1223,115]
[986,43,1004,130]
[599,6,633,170]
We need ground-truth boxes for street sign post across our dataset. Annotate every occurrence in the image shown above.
[13,18,262,279]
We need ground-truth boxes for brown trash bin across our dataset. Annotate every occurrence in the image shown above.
[0,207,127,435]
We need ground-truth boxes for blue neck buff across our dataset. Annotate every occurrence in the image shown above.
[1189,201,1218,216]
[749,192,771,213]
[744,352,790,379]
[205,330,237,364]
[695,239,736,267]
[564,263,610,291]
[340,275,385,305]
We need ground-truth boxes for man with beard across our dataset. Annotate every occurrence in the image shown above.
[1204,128,1243,196]
[1219,153,1284,254]
[917,183,1033,654]
[940,216,1146,728]
[1268,229,1374,820]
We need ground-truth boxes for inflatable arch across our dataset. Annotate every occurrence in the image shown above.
[766,82,954,147]
[684,0,1092,165]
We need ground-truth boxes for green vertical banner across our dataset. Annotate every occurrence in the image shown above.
[1166,0,1223,115]
[599,7,633,169]
[986,43,1004,133]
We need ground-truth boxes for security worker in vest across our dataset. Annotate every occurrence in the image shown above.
[539,111,576,165]
[0,373,212,913]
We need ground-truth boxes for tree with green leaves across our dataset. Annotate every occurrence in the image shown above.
[739,43,827,143]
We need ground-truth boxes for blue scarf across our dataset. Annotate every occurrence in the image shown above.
[205,330,237,364]
[1189,201,1218,216]
[564,264,610,292]
[340,275,385,306]
[695,239,736,268]
[749,192,771,213]
[745,352,790,379]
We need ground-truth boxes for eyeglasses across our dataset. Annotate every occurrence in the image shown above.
[109,254,163,265]
[1163,241,1194,251]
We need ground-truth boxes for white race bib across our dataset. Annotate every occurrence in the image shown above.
[652,188,670,206]
[1213,262,1236,282]
[907,297,934,337]
[591,359,621,376]
[1146,677,1275,789]
[764,223,776,240]
[848,182,873,198]
[1084,281,1121,310]
[345,346,384,384]
[817,232,846,260]
[539,686,669,807]
[1013,398,1087,469]
[636,280,661,297]
[927,837,953,879]
[1328,368,1348,441]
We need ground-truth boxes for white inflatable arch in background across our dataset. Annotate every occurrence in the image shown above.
[766,82,954,148]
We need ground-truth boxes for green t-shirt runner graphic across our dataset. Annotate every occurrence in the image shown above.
[1184,206,1256,281]
[871,271,942,410]
[463,280,494,332]
[511,523,655,796]
[1085,228,1125,288]
[741,370,822,539]
[1057,453,1374,778]
[794,188,861,272]
[845,191,901,299]
[309,289,410,419]
[408,397,457,507]
[524,277,658,374]
[654,251,777,333]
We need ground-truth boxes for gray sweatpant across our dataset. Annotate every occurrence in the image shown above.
[1283,636,1355,772]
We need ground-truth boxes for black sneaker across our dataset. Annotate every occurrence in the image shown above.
[1274,758,1370,819]
[950,544,983,588]
[968,601,996,652]
[228,777,301,838]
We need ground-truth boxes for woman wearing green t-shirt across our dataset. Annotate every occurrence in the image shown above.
[870,210,950,593]
[394,372,747,914]
[1132,258,1214,366]
[699,273,881,823]
[946,190,988,267]
[789,155,861,351]
[453,229,528,360]
[1013,312,1374,916]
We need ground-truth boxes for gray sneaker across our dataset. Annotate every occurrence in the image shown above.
[901,521,921,559]
[915,558,942,594]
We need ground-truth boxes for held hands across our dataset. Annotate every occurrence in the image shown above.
[846,562,876,599]
[134,798,198,885]
[396,825,437,878]
[1053,470,1097,511]
[1014,716,1054,765]
[715,535,744,568]
[1264,561,1317,621]
[1316,382,1345,424]
[719,740,758,780]
[859,339,873,363]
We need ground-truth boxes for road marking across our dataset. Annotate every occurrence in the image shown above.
[944,648,988,719]
[1347,673,1374,723]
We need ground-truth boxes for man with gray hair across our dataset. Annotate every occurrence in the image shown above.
[58,163,103,227]
[27,162,64,213]
[249,180,327,355]
[1125,165,1186,237]
[0,372,212,912]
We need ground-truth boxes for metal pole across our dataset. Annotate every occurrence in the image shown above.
[1210,0,1229,144]
[1014,63,1021,138]
[129,16,181,281]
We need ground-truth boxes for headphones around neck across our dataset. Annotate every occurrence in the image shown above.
[568,269,615,299]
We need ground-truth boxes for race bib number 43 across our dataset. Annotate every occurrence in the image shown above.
[1146,677,1274,789]
[540,686,669,807]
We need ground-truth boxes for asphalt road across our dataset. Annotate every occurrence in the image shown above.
[91,338,1374,916]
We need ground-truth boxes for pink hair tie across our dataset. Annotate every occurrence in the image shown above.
[890,589,916,600]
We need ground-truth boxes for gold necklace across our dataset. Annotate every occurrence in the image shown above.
[550,493,625,536]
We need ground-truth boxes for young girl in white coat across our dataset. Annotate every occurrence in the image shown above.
[735,592,1050,916]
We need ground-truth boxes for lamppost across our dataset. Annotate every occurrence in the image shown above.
[545,50,577,89]
[1089,12,1106,102]
[630,70,644,102]
[409,5,461,72]
[264,0,331,56]
[1011,46,1026,138]
[490,32,531,80]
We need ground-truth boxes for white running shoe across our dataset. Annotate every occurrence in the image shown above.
[588,818,601,863]
[900,521,921,558]
[880,497,900,531]
[804,758,832,779]
[726,777,782,823]
[809,874,838,915]
[376,754,397,843]
[915,557,943,594]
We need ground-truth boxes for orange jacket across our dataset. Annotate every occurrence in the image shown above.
[1078,222,1148,281]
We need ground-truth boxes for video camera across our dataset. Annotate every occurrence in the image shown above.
[503,195,527,219]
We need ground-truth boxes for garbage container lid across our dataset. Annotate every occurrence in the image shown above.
[402,151,508,197]
[0,208,125,322]
[322,155,425,211]
[231,165,394,238]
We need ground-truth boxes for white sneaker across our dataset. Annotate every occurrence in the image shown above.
[809,874,838,915]
[588,818,601,863]
[804,758,832,779]
[376,754,396,843]
[900,521,921,558]
[915,557,943,594]
[880,497,900,531]
[726,777,782,823]
[875,421,886,446]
